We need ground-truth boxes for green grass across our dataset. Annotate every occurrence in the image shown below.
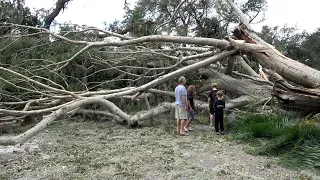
[231,112,320,170]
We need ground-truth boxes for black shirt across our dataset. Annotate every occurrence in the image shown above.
[213,99,225,115]
[208,89,218,107]
[187,93,195,110]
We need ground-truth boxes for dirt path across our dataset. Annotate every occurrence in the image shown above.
[0,120,318,180]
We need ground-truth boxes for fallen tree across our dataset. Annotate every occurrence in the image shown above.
[225,0,320,88]
[0,0,319,146]
[263,69,320,116]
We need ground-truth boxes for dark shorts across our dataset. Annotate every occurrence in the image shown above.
[187,110,195,120]
[210,107,215,115]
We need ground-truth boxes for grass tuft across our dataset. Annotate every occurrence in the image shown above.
[231,112,320,170]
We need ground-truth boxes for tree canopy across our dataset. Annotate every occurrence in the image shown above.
[110,0,266,37]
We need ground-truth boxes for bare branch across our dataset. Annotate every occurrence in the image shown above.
[225,0,250,26]
[153,0,187,33]
[75,109,121,121]
[232,71,273,86]
[43,0,72,29]
[238,56,259,77]
[0,67,79,98]
[87,27,132,40]
[96,50,237,100]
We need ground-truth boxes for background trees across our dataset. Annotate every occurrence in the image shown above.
[258,25,320,69]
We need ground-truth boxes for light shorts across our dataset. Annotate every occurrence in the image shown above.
[175,105,187,120]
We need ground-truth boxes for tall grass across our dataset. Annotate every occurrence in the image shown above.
[231,113,320,170]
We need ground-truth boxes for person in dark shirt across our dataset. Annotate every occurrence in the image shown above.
[207,83,218,127]
[185,85,196,132]
[213,91,225,135]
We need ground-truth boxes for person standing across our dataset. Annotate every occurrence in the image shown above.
[184,85,196,132]
[213,91,225,135]
[208,83,218,127]
[175,76,188,136]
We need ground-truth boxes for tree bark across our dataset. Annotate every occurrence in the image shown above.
[43,0,72,29]
[263,69,320,115]
[239,56,259,77]
[198,69,272,98]
[226,0,320,88]
[225,56,236,75]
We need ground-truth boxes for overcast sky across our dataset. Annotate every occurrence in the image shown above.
[25,0,320,32]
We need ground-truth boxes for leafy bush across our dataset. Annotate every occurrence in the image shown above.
[231,113,320,170]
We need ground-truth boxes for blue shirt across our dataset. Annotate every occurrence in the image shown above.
[175,85,187,107]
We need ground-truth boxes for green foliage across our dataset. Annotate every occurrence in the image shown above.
[120,2,157,37]
[242,0,266,12]
[197,114,210,125]
[232,113,293,140]
[117,0,267,37]
[298,28,320,69]
[0,0,41,35]
[258,25,320,70]
[232,113,320,170]
[193,17,225,38]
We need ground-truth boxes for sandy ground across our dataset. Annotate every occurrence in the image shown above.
[0,120,318,180]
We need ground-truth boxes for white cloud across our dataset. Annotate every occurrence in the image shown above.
[25,0,320,32]
[252,0,320,32]
[25,0,138,28]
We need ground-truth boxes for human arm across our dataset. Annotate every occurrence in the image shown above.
[187,94,193,111]
[207,91,212,108]
[187,99,193,111]
[182,88,188,111]
[182,95,188,111]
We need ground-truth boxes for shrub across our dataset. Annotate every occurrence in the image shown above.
[231,113,320,170]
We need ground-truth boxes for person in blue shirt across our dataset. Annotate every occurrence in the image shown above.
[175,76,188,136]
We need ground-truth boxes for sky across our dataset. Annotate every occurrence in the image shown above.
[25,0,320,33]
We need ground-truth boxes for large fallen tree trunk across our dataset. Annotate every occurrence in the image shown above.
[226,0,320,88]
[263,69,320,115]
[273,87,320,116]
[223,0,320,115]
[198,69,272,98]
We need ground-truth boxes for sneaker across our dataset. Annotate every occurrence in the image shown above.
[216,132,220,135]
[220,132,224,135]
[188,127,192,131]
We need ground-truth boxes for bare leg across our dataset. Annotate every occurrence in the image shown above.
[210,114,214,126]
[185,119,191,129]
[180,119,186,134]
[176,119,181,134]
